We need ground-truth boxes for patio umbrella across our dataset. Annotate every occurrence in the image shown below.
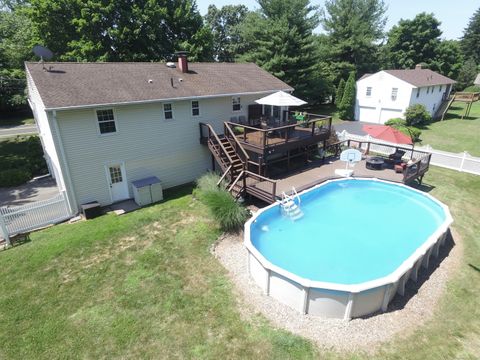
[255,91,307,106]
[362,124,413,145]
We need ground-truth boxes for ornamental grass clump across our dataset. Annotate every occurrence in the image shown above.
[202,189,249,233]
[195,172,249,232]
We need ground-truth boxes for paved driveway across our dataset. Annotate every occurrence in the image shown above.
[0,124,38,139]
[333,121,370,136]
[0,176,60,207]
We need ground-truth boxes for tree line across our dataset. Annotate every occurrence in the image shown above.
[1,0,479,112]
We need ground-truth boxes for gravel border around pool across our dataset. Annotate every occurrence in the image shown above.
[212,229,462,353]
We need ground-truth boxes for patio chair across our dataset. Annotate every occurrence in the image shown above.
[238,115,246,124]
[230,116,238,123]
[388,149,406,164]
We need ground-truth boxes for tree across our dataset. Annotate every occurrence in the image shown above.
[338,71,355,120]
[0,7,36,111]
[430,40,463,80]
[335,78,345,105]
[384,13,442,69]
[461,7,480,63]
[321,0,387,82]
[26,0,213,62]
[237,0,325,103]
[456,58,478,90]
[205,5,248,62]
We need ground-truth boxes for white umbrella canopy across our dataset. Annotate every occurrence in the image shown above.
[254,91,307,107]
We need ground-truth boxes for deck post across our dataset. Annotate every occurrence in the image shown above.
[211,155,215,171]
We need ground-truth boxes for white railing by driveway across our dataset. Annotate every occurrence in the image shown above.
[0,191,71,245]
[338,130,480,176]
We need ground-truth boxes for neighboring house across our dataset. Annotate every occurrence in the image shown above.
[355,65,456,124]
[26,55,292,213]
[474,73,480,86]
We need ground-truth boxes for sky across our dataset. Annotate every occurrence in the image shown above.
[196,0,477,40]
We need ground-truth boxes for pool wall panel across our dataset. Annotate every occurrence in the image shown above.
[269,272,304,312]
[307,289,350,318]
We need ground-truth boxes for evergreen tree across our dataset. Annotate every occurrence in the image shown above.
[236,0,324,103]
[338,71,355,120]
[461,7,480,64]
[385,13,442,69]
[456,59,478,90]
[335,78,345,105]
[321,0,387,82]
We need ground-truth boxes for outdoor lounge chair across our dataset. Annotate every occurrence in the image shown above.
[388,149,406,164]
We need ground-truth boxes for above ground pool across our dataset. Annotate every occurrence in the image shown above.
[244,178,453,319]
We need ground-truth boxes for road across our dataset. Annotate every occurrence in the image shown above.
[0,124,37,138]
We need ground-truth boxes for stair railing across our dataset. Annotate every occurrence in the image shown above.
[199,122,234,167]
[224,123,250,169]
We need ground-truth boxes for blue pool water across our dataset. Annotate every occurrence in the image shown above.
[250,180,447,285]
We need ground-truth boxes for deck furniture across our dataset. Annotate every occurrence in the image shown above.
[366,156,384,170]
[388,149,406,164]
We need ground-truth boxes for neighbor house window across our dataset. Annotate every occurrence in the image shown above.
[164,103,173,120]
[391,88,398,101]
[427,87,430,94]
[232,97,241,112]
[191,101,200,116]
[96,109,116,134]
[366,87,372,97]
[439,85,442,92]
[416,88,420,98]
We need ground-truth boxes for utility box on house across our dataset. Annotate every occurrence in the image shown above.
[131,176,163,207]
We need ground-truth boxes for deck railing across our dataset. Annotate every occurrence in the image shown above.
[225,113,332,150]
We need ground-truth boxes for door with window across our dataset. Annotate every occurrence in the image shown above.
[106,163,129,202]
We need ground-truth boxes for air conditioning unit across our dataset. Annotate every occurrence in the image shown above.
[131,176,163,207]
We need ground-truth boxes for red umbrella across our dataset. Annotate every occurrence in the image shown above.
[362,124,412,145]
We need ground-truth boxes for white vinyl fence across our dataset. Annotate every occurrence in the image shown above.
[338,130,480,176]
[0,191,71,245]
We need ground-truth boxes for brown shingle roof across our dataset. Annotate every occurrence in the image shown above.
[25,62,293,110]
[384,69,456,87]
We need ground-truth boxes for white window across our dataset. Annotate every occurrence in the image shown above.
[96,109,116,134]
[366,87,372,97]
[391,88,398,101]
[416,88,420,98]
[191,100,200,116]
[232,97,241,112]
[164,103,173,120]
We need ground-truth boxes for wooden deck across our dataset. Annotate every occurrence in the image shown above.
[248,158,405,198]
[237,127,326,148]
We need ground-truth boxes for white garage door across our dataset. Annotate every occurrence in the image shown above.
[379,108,403,124]
[358,106,378,123]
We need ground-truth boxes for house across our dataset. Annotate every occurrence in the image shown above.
[26,54,293,213]
[355,65,456,124]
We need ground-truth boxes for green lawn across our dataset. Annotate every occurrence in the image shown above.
[307,104,343,125]
[0,169,479,359]
[0,111,35,126]
[418,101,480,156]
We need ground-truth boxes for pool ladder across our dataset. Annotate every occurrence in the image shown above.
[280,187,303,221]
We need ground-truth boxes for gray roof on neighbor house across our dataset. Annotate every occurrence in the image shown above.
[384,69,456,87]
[25,62,293,110]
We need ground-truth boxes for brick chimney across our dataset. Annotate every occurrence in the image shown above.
[415,64,423,70]
[176,51,189,73]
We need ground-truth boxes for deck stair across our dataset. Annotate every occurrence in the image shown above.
[280,187,303,220]
[438,96,455,121]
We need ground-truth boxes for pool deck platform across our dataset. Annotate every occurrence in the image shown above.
[249,157,405,199]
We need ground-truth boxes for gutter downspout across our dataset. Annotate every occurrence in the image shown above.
[50,110,78,215]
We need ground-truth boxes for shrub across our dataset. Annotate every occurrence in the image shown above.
[385,118,421,141]
[0,168,32,187]
[463,85,480,93]
[202,189,249,232]
[404,104,431,126]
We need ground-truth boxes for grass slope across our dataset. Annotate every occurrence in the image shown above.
[0,169,479,359]
[419,102,480,156]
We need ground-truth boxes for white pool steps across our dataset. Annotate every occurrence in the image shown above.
[280,187,303,220]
